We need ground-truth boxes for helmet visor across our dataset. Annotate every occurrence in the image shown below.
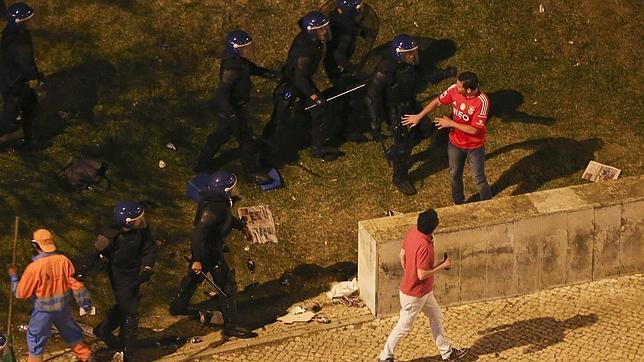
[310,23,332,42]
[126,213,147,230]
[400,48,419,66]
[236,42,254,59]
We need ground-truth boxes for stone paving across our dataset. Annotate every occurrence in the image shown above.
[174,274,644,362]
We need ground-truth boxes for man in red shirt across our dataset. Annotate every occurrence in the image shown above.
[402,71,492,204]
[378,209,468,362]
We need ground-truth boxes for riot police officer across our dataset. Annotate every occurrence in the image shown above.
[195,30,277,185]
[169,170,257,339]
[366,34,426,196]
[74,201,158,361]
[283,11,343,161]
[0,2,43,146]
[323,0,375,143]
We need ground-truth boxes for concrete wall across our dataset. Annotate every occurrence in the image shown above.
[358,176,644,318]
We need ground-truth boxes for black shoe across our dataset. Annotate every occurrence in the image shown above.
[310,146,344,161]
[223,326,258,339]
[394,179,416,196]
[93,326,121,349]
[344,132,369,143]
[444,347,469,361]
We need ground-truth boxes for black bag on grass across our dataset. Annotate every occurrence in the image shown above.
[59,157,110,191]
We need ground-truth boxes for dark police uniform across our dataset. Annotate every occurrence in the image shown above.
[195,55,276,175]
[170,191,253,337]
[0,21,42,141]
[366,57,427,193]
[283,30,340,158]
[76,226,157,354]
[323,10,370,142]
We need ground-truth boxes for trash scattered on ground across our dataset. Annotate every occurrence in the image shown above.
[539,4,544,13]
[385,210,402,216]
[238,205,278,244]
[188,337,202,344]
[326,277,358,299]
[246,259,256,273]
[279,276,290,287]
[166,143,177,151]
[582,161,621,182]
[313,314,331,324]
[152,328,164,332]
[17,325,28,332]
[306,301,322,312]
[332,295,365,308]
[277,310,316,324]
[158,160,166,168]
[243,246,250,252]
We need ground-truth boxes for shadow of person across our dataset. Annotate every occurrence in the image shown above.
[190,262,357,331]
[408,128,450,181]
[487,90,555,125]
[405,314,598,362]
[38,59,116,142]
[482,137,603,198]
[471,314,598,358]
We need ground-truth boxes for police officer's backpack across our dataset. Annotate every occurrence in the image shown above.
[59,157,110,191]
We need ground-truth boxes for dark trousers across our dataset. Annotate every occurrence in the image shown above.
[170,258,239,327]
[387,101,427,182]
[327,74,364,137]
[1,82,37,139]
[95,274,140,351]
[197,108,260,173]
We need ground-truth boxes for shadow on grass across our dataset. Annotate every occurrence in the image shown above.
[405,314,598,361]
[488,90,555,125]
[479,137,603,200]
[37,58,116,144]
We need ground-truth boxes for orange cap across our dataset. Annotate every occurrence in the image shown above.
[32,229,56,253]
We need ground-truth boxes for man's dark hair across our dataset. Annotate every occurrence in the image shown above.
[417,208,439,235]
[458,71,479,90]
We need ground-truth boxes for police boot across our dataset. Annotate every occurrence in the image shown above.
[169,278,199,317]
[310,146,344,161]
[119,314,139,362]
[93,306,122,349]
[392,152,416,196]
[393,178,416,196]
[344,132,369,143]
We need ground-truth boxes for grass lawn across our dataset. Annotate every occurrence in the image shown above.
[0,0,642,357]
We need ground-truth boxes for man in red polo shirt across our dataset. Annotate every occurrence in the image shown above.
[402,71,492,204]
[378,209,468,362]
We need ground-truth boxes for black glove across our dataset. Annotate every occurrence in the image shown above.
[136,268,154,285]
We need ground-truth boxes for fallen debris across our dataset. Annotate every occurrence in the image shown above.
[326,277,358,299]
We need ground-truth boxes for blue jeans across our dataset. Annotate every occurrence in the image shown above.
[447,143,491,204]
[28,309,84,357]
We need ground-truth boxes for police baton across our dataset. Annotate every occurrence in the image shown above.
[183,256,228,298]
[305,83,367,111]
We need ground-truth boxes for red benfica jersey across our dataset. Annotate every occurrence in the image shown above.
[438,84,490,149]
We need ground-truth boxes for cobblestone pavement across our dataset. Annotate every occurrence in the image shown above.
[169,274,643,362]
